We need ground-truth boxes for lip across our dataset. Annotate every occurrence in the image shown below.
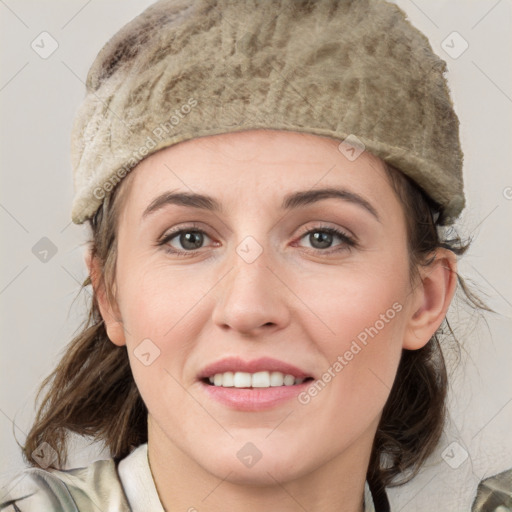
[199,379,313,412]
[197,356,313,381]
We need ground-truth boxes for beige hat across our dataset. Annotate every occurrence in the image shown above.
[70,0,465,225]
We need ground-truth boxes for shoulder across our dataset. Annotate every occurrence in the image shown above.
[0,458,130,512]
[471,467,512,512]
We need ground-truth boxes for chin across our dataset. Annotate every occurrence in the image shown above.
[208,460,303,487]
[195,443,314,486]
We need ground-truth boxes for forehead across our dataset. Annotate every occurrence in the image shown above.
[118,129,400,221]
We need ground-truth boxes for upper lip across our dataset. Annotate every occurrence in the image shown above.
[198,356,312,380]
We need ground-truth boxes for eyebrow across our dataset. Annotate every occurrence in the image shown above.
[142,187,380,222]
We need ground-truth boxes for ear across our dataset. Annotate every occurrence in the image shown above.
[84,248,126,347]
[403,248,458,350]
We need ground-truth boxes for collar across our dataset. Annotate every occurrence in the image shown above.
[117,443,164,511]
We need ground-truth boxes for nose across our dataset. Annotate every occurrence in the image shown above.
[211,244,291,336]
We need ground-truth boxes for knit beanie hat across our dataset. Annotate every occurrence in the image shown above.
[70,0,465,225]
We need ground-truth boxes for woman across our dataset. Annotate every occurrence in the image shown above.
[0,0,494,510]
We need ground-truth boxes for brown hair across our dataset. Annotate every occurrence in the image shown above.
[19,160,489,488]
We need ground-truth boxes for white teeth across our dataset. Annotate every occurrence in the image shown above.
[206,371,307,388]
[233,372,252,388]
[269,371,284,386]
[251,371,270,387]
[284,374,295,386]
[222,371,234,387]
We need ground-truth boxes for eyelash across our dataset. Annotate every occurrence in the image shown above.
[157,224,357,257]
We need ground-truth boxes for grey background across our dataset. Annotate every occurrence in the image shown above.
[1,1,511,510]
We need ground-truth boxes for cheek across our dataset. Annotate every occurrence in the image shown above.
[299,252,409,350]
[117,258,210,340]
[115,259,215,404]
[293,255,410,424]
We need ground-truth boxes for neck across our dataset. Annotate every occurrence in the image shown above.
[147,415,378,512]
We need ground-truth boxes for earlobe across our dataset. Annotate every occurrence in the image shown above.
[84,248,126,347]
[403,249,458,350]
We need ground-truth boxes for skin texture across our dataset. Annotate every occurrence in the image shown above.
[88,129,457,512]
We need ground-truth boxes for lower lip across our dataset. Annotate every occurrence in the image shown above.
[199,380,312,411]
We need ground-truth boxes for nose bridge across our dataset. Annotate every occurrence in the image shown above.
[211,232,290,334]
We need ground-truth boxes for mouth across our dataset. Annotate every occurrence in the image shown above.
[197,356,315,387]
[196,357,316,411]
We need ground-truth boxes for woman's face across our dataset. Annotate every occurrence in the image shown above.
[106,129,425,484]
